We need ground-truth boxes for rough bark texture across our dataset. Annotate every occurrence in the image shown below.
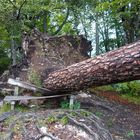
[44,40,140,93]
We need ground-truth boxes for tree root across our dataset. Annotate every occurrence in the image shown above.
[35,124,60,140]
[72,110,113,140]
[1,110,114,140]
[65,113,99,139]
[77,93,116,112]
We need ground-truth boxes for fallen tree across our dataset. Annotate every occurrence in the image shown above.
[44,40,140,93]
[1,29,140,94]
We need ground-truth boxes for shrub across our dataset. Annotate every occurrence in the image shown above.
[60,100,81,109]
[116,81,140,96]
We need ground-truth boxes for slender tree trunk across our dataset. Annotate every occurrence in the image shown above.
[11,39,16,65]
[43,11,47,33]
[44,40,140,93]
[11,0,17,65]
[95,13,99,55]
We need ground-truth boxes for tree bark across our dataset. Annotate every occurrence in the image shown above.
[2,29,140,95]
[44,40,140,93]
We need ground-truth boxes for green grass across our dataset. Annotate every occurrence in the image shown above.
[0,103,29,115]
[0,103,11,114]
[121,94,140,105]
[60,116,69,125]
[89,81,140,105]
[89,85,115,92]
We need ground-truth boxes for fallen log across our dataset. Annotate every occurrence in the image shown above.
[43,40,140,92]
[0,29,92,95]
[2,29,140,94]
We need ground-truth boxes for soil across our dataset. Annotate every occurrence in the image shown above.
[0,90,140,140]
[81,91,140,140]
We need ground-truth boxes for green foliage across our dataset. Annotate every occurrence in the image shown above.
[60,100,81,109]
[0,103,11,114]
[60,116,69,125]
[115,81,140,104]
[72,101,81,110]
[60,100,69,109]
[91,81,140,105]
[47,115,57,124]
[0,45,11,75]
[0,56,11,75]
[126,130,135,138]
[15,104,29,112]
[0,0,139,61]
[70,111,77,117]
[13,124,20,133]
[116,81,140,97]
[0,102,29,115]
[80,110,91,117]
[121,94,140,105]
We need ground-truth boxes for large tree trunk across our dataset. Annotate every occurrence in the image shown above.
[1,29,140,95]
[43,40,140,93]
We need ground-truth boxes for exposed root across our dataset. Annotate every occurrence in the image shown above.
[77,93,116,112]
[0,110,114,140]
[65,113,99,140]
[72,110,113,140]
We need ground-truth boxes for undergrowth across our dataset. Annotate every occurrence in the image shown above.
[0,103,11,114]
[89,80,140,105]
[60,100,81,109]
[0,103,29,115]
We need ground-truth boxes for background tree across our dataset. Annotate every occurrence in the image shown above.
[0,0,140,73]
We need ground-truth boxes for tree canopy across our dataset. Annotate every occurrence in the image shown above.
[0,0,140,74]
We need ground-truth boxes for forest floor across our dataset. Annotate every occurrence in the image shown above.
[83,90,140,140]
[0,90,140,140]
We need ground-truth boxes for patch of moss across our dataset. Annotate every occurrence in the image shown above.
[0,103,11,114]
[15,104,29,112]
[80,110,91,117]
[47,115,57,124]
[70,111,77,117]
[60,116,69,125]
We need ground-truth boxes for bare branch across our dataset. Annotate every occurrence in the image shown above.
[53,8,70,35]
[16,0,27,20]
[8,0,17,8]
